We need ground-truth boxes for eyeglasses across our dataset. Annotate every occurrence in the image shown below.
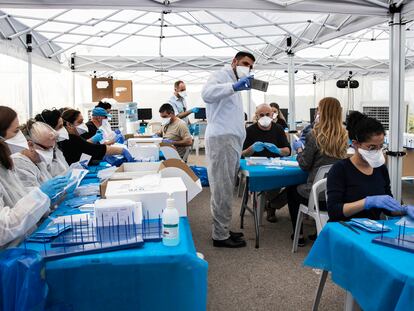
[33,141,54,151]
[258,113,272,118]
[359,143,384,151]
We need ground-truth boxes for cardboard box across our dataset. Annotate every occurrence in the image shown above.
[92,78,113,102]
[403,149,414,177]
[91,78,133,102]
[112,80,133,102]
[103,177,188,218]
[100,159,202,202]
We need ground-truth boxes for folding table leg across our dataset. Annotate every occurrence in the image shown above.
[252,192,260,248]
[312,270,328,311]
[240,179,249,229]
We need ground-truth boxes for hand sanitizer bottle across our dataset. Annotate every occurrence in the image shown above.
[162,195,180,246]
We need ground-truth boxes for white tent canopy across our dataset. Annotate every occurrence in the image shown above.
[0,0,411,200]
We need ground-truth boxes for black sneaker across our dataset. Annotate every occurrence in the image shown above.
[229,231,244,239]
[291,233,305,247]
[213,237,247,248]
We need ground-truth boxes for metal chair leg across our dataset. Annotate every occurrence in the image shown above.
[240,181,249,229]
[312,270,328,311]
[253,192,260,248]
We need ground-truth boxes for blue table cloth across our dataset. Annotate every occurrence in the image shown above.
[239,159,308,191]
[305,219,414,311]
[21,170,208,311]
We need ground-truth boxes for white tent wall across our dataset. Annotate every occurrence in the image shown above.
[0,53,90,122]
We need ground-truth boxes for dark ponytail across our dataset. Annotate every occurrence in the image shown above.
[0,106,17,169]
[35,108,61,129]
[346,111,385,142]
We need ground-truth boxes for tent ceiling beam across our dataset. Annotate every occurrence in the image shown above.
[0,1,391,16]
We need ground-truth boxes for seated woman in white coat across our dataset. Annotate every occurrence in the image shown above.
[35,109,70,177]
[0,106,68,248]
[11,120,55,188]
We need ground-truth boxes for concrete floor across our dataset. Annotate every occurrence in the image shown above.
[185,151,414,311]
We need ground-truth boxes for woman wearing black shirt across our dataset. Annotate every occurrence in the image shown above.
[270,102,288,129]
[58,109,132,165]
[327,111,406,221]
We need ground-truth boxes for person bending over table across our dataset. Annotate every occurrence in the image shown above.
[242,103,291,222]
[0,106,69,248]
[327,111,412,221]
[58,109,133,165]
[158,103,193,159]
[288,97,348,247]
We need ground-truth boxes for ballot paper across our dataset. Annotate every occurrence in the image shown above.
[53,213,91,225]
[246,157,299,167]
[97,166,118,180]
[348,218,391,233]
[396,216,414,228]
[94,199,143,226]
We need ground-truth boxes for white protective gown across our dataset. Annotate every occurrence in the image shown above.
[201,65,246,240]
[48,147,69,177]
[11,153,52,188]
[0,165,50,248]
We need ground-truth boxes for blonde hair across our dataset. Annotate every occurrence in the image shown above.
[312,97,348,159]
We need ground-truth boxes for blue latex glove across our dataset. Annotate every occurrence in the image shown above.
[252,142,265,153]
[364,195,402,212]
[191,107,200,114]
[39,176,69,199]
[264,143,280,155]
[122,148,135,162]
[403,205,414,219]
[292,140,304,152]
[162,139,174,144]
[90,130,104,143]
[232,75,253,91]
[115,133,124,144]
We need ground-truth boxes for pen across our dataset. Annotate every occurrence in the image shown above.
[339,221,360,235]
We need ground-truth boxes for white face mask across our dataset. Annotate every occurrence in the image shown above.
[273,112,278,120]
[5,130,29,154]
[57,127,69,142]
[76,123,89,135]
[35,147,54,165]
[236,66,250,79]
[178,91,187,98]
[101,119,112,129]
[314,114,320,124]
[161,117,171,126]
[258,116,272,128]
[358,148,385,168]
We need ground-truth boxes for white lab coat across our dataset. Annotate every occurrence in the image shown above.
[48,147,69,177]
[11,153,52,188]
[0,165,50,248]
[201,65,246,141]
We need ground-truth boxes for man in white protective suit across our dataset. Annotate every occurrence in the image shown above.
[202,51,255,248]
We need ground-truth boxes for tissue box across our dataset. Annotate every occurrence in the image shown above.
[103,177,188,218]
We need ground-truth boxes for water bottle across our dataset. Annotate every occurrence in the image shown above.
[162,196,180,246]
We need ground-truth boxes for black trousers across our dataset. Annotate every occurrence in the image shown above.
[287,185,326,234]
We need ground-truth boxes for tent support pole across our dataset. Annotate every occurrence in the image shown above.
[288,52,296,131]
[27,44,33,119]
[388,8,405,202]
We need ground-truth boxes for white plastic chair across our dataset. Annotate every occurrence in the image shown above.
[291,165,332,253]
